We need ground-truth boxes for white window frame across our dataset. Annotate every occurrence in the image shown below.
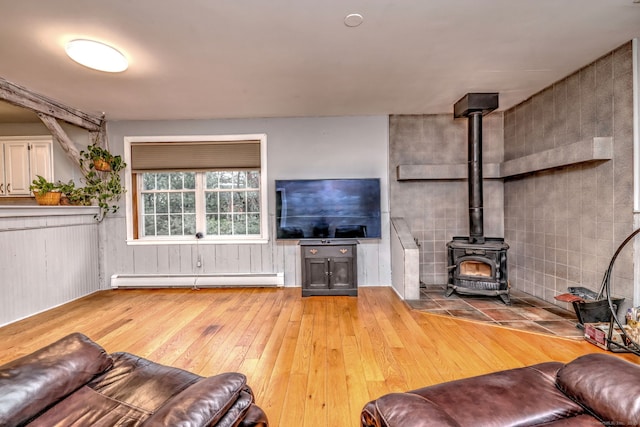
[123,134,268,245]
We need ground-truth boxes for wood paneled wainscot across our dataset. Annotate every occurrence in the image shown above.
[0,206,101,326]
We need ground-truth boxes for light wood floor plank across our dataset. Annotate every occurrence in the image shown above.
[1,286,636,427]
[342,335,371,426]
[302,297,328,427]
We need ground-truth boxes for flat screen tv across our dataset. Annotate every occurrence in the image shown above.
[275,178,381,240]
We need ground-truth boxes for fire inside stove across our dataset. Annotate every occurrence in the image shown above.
[460,260,492,277]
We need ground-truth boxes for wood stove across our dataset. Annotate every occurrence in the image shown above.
[445,93,510,304]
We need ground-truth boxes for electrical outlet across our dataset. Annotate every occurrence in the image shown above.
[196,255,202,268]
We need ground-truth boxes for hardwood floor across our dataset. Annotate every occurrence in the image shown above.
[0,287,636,427]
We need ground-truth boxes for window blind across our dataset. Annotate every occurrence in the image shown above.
[130,140,261,172]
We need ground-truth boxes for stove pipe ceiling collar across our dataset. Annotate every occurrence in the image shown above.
[453,93,499,118]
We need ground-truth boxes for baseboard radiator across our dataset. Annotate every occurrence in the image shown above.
[110,272,284,289]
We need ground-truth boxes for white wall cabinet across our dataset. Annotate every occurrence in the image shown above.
[0,136,53,196]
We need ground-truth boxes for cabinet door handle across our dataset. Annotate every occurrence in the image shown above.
[0,183,3,192]
[6,183,10,193]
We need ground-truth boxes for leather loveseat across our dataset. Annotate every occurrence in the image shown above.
[361,353,640,427]
[0,333,268,426]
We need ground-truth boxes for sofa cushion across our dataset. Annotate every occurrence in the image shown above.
[24,385,150,427]
[0,332,113,426]
[141,372,251,426]
[408,362,586,426]
[556,353,640,426]
[88,352,203,413]
[361,393,461,427]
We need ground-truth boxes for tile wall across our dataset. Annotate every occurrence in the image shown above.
[389,113,504,285]
[389,41,635,309]
[504,42,635,307]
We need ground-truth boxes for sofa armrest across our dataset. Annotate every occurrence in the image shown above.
[0,332,113,426]
[556,353,640,426]
[142,372,265,427]
[237,403,269,427]
[361,393,461,427]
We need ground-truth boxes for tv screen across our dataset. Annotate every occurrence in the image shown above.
[275,178,381,240]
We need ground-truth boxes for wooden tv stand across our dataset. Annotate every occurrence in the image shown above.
[300,240,358,296]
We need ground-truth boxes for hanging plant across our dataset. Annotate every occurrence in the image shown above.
[79,143,127,221]
[93,158,111,172]
[80,143,122,172]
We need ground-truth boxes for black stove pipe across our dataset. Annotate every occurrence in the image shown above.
[453,93,498,245]
[468,111,484,244]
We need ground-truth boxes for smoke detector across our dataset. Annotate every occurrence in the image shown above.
[344,13,364,27]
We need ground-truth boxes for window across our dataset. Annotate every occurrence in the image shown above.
[124,134,268,244]
[139,172,197,237]
[203,171,261,236]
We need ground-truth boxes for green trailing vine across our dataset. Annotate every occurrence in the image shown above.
[79,143,126,221]
[57,180,93,206]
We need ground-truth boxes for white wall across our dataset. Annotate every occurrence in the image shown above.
[103,115,391,288]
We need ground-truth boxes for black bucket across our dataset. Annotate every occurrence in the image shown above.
[568,286,624,325]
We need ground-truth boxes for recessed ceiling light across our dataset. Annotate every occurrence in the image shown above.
[65,39,128,73]
[344,13,364,27]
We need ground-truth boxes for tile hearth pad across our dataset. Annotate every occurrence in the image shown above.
[407,285,583,339]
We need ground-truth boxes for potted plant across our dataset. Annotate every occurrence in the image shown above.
[80,143,124,172]
[29,175,62,205]
[58,180,92,206]
[78,144,127,220]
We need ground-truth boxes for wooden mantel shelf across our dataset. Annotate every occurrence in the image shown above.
[397,137,613,181]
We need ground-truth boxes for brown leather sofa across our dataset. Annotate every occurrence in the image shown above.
[0,333,268,426]
[361,353,640,427]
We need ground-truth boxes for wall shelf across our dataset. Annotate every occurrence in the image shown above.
[396,137,613,181]
[397,163,501,180]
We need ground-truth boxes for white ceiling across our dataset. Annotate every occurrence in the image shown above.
[1,0,639,123]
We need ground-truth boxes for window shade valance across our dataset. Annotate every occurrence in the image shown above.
[130,140,261,172]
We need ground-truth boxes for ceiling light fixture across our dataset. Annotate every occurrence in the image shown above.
[344,13,364,27]
[65,39,128,73]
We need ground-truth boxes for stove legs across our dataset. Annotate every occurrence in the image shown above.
[499,293,511,306]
